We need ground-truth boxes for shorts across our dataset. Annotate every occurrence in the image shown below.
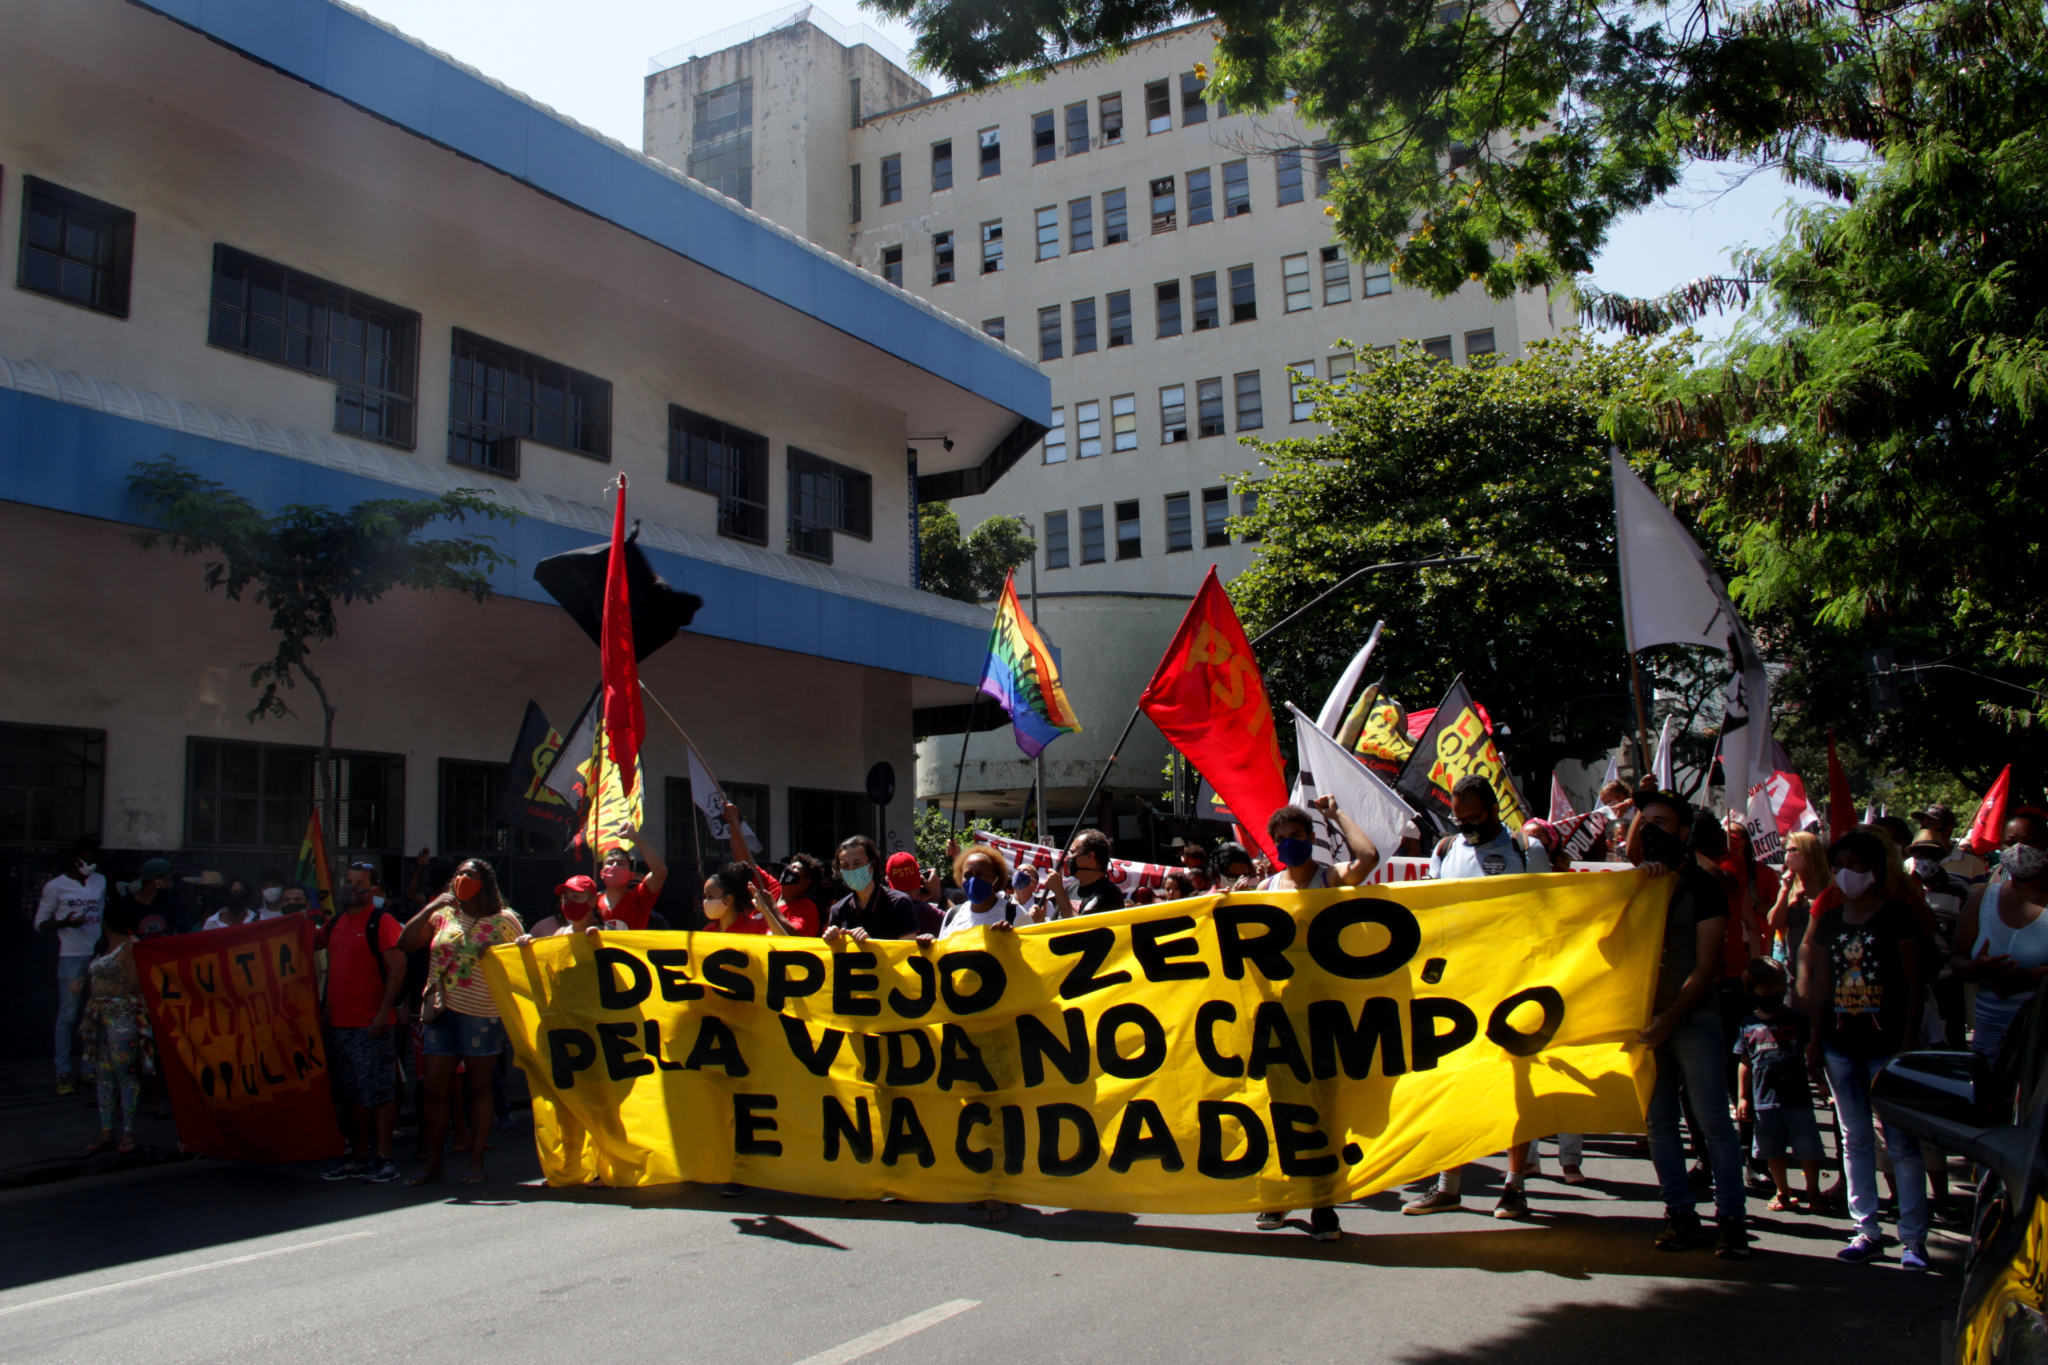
[423,1011,505,1059]
[326,1025,397,1109]
[1752,1106,1823,1162]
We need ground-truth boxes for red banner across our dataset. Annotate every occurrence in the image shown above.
[135,914,343,1163]
[1139,568,1288,860]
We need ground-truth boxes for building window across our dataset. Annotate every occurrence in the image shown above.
[1073,298,1098,355]
[850,76,864,128]
[1328,352,1354,379]
[981,220,1004,273]
[1282,253,1312,312]
[209,245,418,448]
[1321,246,1352,304]
[1314,142,1340,196]
[1145,80,1172,134]
[666,777,769,882]
[1045,510,1070,568]
[1150,176,1176,233]
[932,140,954,191]
[934,231,956,285]
[19,177,134,318]
[448,330,610,476]
[1107,291,1133,347]
[1036,206,1060,261]
[1234,370,1264,429]
[1423,335,1454,362]
[1039,306,1063,362]
[1223,160,1251,217]
[789,789,876,867]
[1289,361,1317,421]
[1043,407,1067,462]
[788,447,873,563]
[0,723,103,844]
[1181,72,1208,124]
[1229,264,1257,322]
[1115,500,1142,559]
[669,404,770,544]
[1165,493,1193,552]
[186,738,401,851]
[1197,378,1226,437]
[1363,264,1393,297]
[1103,190,1129,245]
[878,154,902,206]
[1066,102,1091,155]
[1192,272,1219,330]
[1069,197,1094,252]
[881,245,903,287]
[438,760,553,858]
[1080,505,1106,563]
[1241,485,1262,541]
[1076,400,1102,458]
[849,164,863,223]
[978,127,1002,178]
[1276,149,1305,205]
[1100,93,1124,144]
[1187,168,1214,225]
[689,79,753,206]
[1465,328,1497,360]
[983,317,1005,341]
[1033,111,1056,164]
[1160,385,1187,443]
[1111,393,1137,451]
[1156,280,1182,338]
[1202,486,1231,546]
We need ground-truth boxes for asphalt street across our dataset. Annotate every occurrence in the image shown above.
[0,1126,1961,1364]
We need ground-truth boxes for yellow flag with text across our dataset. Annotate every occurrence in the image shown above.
[484,871,1670,1211]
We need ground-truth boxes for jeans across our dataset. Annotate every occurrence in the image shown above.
[1825,1045,1929,1245]
[1646,1011,1746,1222]
[54,955,91,1077]
[423,1012,506,1058]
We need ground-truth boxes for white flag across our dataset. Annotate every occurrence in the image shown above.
[1744,783,1786,866]
[1315,621,1384,734]
[687,744,762,856]
[1612,451,1772,806]
[541,689,599,806]
[1653,714,1676,791]
[1289,703,1418,864]
[1549,772,1577,822]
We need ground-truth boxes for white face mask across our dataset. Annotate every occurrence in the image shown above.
[1834,867,1878,900]
[77,863,97,877]
[1911,857,1941,881]
[2004,843,2048,882]
[371,896,387,909]
[262,887,282,905]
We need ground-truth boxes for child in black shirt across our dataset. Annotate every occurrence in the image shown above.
[1732,957,1826,1210]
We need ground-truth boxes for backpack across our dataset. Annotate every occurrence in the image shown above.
[359,903,400,982]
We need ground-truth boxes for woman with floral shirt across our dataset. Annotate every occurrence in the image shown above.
[397,858,522,1185]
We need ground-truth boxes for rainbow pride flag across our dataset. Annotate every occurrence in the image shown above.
[979,571,1082,757]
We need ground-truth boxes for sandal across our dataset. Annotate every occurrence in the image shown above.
[461,1170,487,1185]
[84,1139,115,1156]
[1767,1193,1792,1212]
[405,1172,443,1187]
[116,1139,137,1156]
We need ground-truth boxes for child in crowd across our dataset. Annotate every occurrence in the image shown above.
[1731,957,1827,1211]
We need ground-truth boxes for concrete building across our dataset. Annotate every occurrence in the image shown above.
[646,10,1564,841]
[0,0,1046,1058]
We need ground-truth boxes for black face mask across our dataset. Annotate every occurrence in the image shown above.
[1453,819,1494,843]
[1640,823,1690,867]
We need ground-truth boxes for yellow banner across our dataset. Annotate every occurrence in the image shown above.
[484,872,1671,1210]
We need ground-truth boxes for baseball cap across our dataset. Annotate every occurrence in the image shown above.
[139,857,174,881]
[556,874,600,896]
[885,851,923,892]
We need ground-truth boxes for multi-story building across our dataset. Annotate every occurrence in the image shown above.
[647,8,1563,842]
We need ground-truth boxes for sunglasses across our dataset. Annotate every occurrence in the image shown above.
[781,866,808,881]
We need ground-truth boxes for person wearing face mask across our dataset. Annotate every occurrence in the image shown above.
[1767,832,1828,980]
[823,836,921,943]
[314,872,407,1183]
[37,838,106,1097]
[1047,828,1126,919]
[1799,827,1930,1268]
[593,823,668,930]
[720,805,828,936]
[698,864,755,932]
[524,875,627,939]
[397,858,522,1185]
[927,844,1038,940]
[1951,810,2048,1066]
[1211,841,1258,891]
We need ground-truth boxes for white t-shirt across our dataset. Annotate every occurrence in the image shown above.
[36,873,106,957]
[200,908,282,932]
[938,894,1028,938]
[1431,827,1551,880]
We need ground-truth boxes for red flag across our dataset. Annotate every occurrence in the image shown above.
[1140,568,1289,861]
[600,478,644,796]
[1826,729,1854,840]
[1963,764,2013,856]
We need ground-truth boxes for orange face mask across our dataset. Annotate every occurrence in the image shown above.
[453,874,482,901]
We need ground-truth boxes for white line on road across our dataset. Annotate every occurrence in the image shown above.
[0,1229,378,1318]
[789,1299,981,1365]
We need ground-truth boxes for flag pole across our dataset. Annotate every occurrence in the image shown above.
[1612,449,1656,782]
[1066,703,1145,870]
[638,680,707,877]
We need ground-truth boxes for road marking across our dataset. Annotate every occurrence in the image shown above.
[789,1299,981,1365]
[0,1229,377,1318]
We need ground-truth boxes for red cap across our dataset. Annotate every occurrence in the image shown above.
[885,851,923,892]
[556,875,599,896]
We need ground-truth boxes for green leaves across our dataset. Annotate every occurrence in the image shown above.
[918,503,1036,603]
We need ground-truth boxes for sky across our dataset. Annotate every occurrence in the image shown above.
[351,0,1824,342]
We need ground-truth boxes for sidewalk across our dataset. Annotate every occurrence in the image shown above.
[0,1059,187,1189]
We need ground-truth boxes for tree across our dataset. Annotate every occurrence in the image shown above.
[918,503,1037,603]
[129,457,514,865]
[1231,336,1682,783]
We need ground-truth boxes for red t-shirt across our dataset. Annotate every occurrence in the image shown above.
[734,868,821,936]
[1716,858,1783,975]
[602,881,658,930]
[318,910,405,1028]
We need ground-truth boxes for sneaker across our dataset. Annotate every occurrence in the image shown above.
[1655,1210,1704,1252]
[322,1160,369,1181]
[1714,1218,1752,1260]
[1310,1227,1343,1242]
[1494,1185,1529,1220]
[1560,1164,1587,1185]
[1255,1211,1288,1230]
[364,1158,401,1184]
[1900,1242,1930,1271]
[718,1182,750,1198]
[1402,1187,1463,1216]
[1837,1234,1884,1264]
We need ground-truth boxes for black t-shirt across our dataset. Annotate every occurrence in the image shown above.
[1654,863,1729,1016]
[1071,877,1125,916]
[117,892,174,941]
[1732,1010,1812,1109]
[827,886,921,940]
[1813,898,1922,1059]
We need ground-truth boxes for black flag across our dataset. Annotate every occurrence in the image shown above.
[533,525,701,663]
[495,701,580,844]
